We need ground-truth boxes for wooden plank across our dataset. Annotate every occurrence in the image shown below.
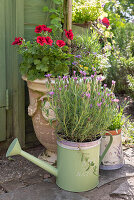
[5,0,14,139]
[12,0,25,147]
[0,0,6,141]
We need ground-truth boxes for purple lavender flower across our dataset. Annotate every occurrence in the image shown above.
[107,93,110,97]
[72,62,77,65]
[45,74,52,78]
[112,80,116,85]
[59,88,61,91]
[79,70,83,74]
[65,85,67,88]
[93,52,97,55]
[58,76,61,80]
[49,91,54,96]
[83,71,86,76]
[111,98,119,103]
[104,84,107,87]
[98,92,100,95]
[75,55,81,58]
[73,71,76,76]
[86,93,90,98]
[63,76,68,80]
[97,76,102,81]
[73,77,78,81]
[102,98,105,102]
[91,75,94,78]
[102,3,105,7]
[97,102,102,107]
[83,77,87,82]
[90,104,92,108]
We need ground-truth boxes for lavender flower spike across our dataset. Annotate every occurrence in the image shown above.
[49,91,54,96]
[86,93,90,98]
[75,55,81,58]
[91,75,94,78]
[79,70,83,74]
[73,71,76,76]
[63,75,68,80]
[83,71,86,76]
[97,76,102,81]
[104,84,107,87]
[45,74,52,78]
[112,80,116,85]
[73,77,78,81]
[97,102,102,107]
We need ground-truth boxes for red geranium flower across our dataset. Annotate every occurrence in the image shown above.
[44,36,53,46]
[36,36,45,46]
[101,17,110,28]
[56,40,66,47]
[64,29,74,40]
[46,27,52,33]
[42,26,52,33]
[41,25,47,31]
[35,25,42,33]
[12,37,23,45]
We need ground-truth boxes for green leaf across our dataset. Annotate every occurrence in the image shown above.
[51,18,61,25]
[36,64,48,72]
[34,59,41,65]
[42,56,49,64]
[53,0,62,5]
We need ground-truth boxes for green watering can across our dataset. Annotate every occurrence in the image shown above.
[6,136,113,192]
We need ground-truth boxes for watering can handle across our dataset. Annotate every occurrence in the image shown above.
[99,134,113,165]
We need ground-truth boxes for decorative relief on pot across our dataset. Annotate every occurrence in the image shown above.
[42,101,56,121]
[28,99,38,117]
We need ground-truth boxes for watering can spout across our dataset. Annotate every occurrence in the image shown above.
[6,138,58,177]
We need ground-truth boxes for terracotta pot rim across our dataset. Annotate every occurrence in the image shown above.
[22,75,55,84]
[105,129,122,136]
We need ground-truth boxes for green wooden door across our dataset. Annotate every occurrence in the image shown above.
[0,0,25,146]
[0,0,6,141]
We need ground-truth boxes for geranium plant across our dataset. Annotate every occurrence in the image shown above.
[12,25,73,80]
[42,72,118,142]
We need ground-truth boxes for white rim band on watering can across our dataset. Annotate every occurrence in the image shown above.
[57,137,101,150]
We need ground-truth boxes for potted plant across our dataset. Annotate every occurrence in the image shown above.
[100,82,126,170]
[40,72,118,191]
[11,25,73,155]
[6,72,119,192]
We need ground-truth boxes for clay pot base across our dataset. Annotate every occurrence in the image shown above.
[38,149,57,165]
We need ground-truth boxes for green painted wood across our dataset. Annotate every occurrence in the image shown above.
[0,0,6,141]
[24,0,51,40]
[5,0,14,139]
[12,0,25,147]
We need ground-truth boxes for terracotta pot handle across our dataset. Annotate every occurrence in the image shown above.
[28,99,38,117]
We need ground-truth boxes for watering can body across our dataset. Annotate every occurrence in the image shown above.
[6,135,113,192]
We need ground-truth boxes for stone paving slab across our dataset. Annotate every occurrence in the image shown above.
[110,177,134,199]
[98,148,134,187]
[0,182,89,200]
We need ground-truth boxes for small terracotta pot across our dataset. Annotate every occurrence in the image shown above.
[100,129,124,170]
[22,76,57,152]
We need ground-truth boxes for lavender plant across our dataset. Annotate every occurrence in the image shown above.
[43,72,119,142]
